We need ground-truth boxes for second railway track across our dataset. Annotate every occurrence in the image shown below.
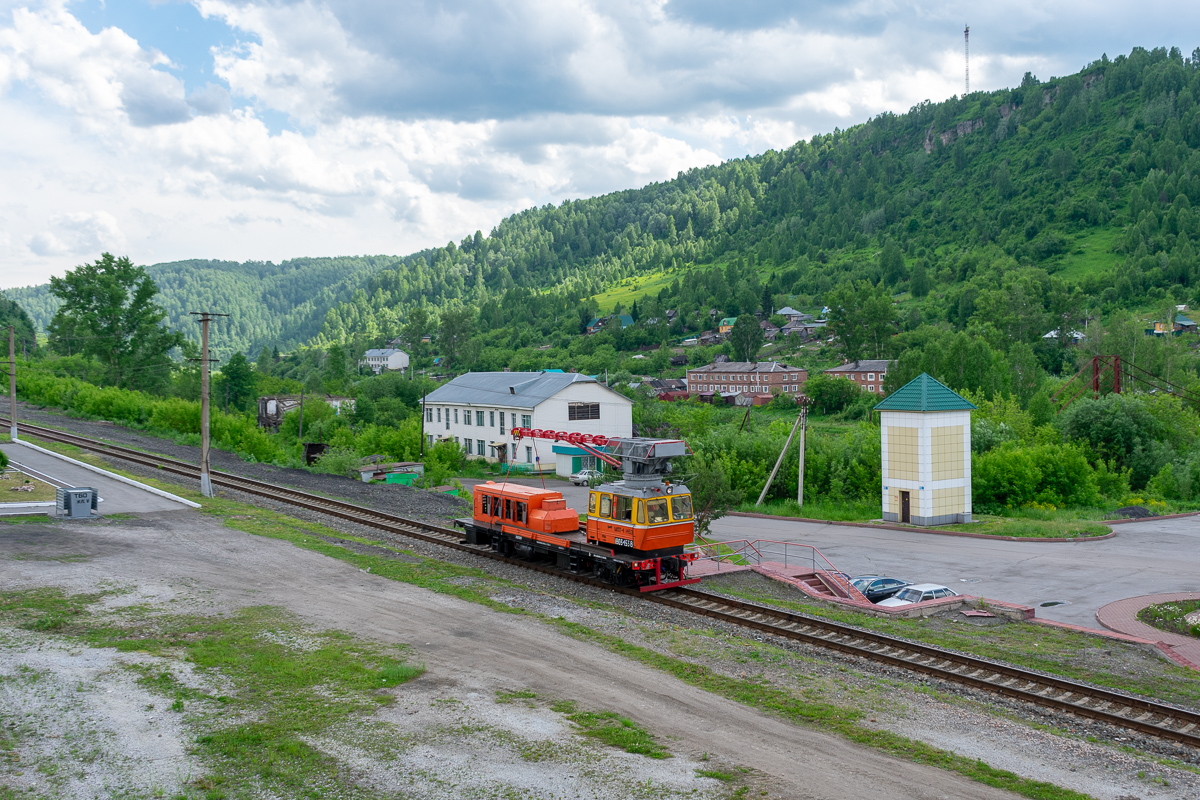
[6,417,1199,752]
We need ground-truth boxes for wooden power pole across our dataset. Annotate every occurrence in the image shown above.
[797,401,808,508]
[190,311,229,498]
[7,325,15,441]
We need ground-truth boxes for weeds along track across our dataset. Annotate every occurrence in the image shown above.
[6,418,1200,751]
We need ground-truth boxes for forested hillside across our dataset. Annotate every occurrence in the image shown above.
[312,45,1200,379]
[5,257,400,357]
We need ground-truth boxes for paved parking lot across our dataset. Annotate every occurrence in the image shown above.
[706,513,1200,627]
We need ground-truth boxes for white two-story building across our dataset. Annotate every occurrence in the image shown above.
[359,348,410,374]
[423,371,633,476]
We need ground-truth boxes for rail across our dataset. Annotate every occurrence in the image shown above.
[4,417,1199,751]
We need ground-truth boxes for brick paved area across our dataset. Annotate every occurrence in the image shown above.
[1096,592,1200,670]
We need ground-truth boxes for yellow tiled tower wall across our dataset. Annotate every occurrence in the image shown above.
[880,410,972,526]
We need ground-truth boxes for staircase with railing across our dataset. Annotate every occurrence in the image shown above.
[688,538,869,604]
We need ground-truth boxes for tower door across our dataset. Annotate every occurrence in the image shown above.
[900,491,911,524]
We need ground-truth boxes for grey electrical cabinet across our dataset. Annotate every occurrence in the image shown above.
[56,487,98,519]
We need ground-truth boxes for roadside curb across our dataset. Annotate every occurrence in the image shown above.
[725,511,1115,542]
[1105,510,1200,524]
[1095,592,1200,672]
[10,439,201,510]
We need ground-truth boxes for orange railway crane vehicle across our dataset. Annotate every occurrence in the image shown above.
[459,428,700,591]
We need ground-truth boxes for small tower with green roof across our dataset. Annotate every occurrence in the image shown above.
[874,373,976,526]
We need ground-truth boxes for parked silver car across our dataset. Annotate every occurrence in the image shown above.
[570,469,603,486]
[876,583,959,607]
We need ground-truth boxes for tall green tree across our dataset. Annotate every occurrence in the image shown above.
[729,314,764,362]
[826,281,897,361]
[909,259,931,298]
[47,253,184,392]
[218,352,256,412]
[0,294,37,354]
[437,307,475,366]
[879,240,907,286]
[324,343,347,390]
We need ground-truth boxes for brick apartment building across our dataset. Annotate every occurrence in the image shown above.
[686,361,808,397]
[823,359,891,393]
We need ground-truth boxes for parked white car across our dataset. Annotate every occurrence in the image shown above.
[876,583,959,607]
[570,469,604,486]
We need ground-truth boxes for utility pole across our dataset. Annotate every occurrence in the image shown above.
[797,400,809,508]
[190,311,229,498]
[757,412,803,506]
[298,391,305,441]
[420,385,426,458]
[8,325,15,441]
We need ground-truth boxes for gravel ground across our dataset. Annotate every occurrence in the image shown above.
[88,459,1200,800]
[12,406,471,524]
[12,412,1200,798]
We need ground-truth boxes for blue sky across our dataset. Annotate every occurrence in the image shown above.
[1,0,1199,287]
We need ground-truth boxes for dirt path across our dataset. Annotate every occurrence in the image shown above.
[1,510,1020,799]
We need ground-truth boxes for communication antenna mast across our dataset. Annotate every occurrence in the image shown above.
[964,24,970,94]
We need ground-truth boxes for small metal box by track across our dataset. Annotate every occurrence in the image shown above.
[55,487,98,519]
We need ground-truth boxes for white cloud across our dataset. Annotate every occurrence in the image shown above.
[2,0,1199,289]
[28,211,126,257]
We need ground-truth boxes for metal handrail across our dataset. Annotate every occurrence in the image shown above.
[688,538,857,599]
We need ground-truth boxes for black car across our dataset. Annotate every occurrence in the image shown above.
[849,576,914,603]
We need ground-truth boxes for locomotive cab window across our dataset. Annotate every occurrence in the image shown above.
[480,495,490,515]
[670,495,693,521]
[646,498,669,524]
[504,498,512,519]
[636,500,645,524]
[613,495,632,521]
[599,494,612,518]
[588,492,598,515]
[515,502,527,523]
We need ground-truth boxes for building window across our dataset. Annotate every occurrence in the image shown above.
[478,439,486,456]
[476,410,485,426]
[568,402,601,421]
[792,385,797,391]
[465,439,473,455]
[869,385,875,392]
[525,446,533,463]
[436,408,441,423]
[489,411,495,427]
[868,373,875,380]
[454,409,459,423]
[499,411,506,433]
[427,408,433,422]
[464,409,472,425]
[521,414,532,428]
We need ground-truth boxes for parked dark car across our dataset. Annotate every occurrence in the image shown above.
[850,576,914,603]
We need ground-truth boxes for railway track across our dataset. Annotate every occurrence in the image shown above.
[6,417,1200,751]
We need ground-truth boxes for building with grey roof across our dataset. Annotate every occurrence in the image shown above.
[359,348,409,374]
[424,372,632,476]
[823,360,892,394]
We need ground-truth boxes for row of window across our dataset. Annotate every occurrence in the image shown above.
[690,373,792,382]
[426,434,536,462]
[427,406,532,431]
[588,492,693,523]
[694,384,801,393]
[480,494,528,524]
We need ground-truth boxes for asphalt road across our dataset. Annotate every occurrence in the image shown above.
[0,441,193,515]
[706,513,1200,628]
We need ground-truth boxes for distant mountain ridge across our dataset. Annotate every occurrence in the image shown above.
[6,256,403,357]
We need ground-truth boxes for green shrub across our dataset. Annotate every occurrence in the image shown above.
[973,443,1099,512]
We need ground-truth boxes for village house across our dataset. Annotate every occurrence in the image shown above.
[823,360,891,393]
[359,348,410,374]
[585,314,634,334]
[686,361,808,398]
[423,371,632,476]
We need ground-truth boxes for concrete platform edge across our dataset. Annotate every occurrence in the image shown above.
[11,439,201,509]
[726,510,1116,542]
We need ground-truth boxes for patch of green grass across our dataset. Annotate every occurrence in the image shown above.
[1137,600,1200,639]
[3,589,425,798]
[938,515,1110,538]
[550,700,671,759]
[495,689,538,704]
[695,768,737,781]
[545,617,1091,800]
[1054,228,1121,281]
